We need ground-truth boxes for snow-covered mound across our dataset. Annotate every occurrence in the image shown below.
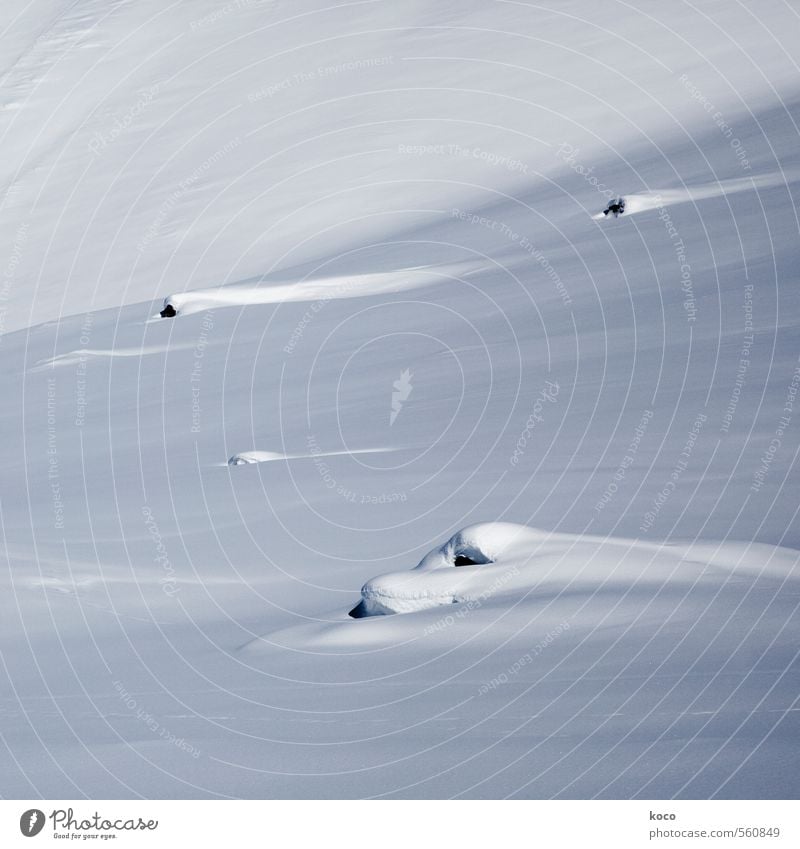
[312,521,800,621]
[228,450,285,466]
[350,522,523,616]
[227,446,392,467]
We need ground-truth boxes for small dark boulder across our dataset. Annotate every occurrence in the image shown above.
[603,197,625,217]
[160,303,177,318]
[348,600,369,619]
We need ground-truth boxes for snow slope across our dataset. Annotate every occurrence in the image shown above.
[0,0,799,799]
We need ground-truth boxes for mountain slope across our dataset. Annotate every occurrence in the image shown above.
[0,0,798,799]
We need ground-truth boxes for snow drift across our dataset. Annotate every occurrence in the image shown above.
[593,173,798,220]
[159,261,483,318]
[348,522,800,618]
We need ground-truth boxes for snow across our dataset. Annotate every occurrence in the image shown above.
[227,447,388,466]
[0,0,799,800]
[227,450,287,466]
[159,261,483,319]
[337,520,800,626]
[592,173,799,219]
[345,522,800,617]
[350,523,523,616]
[32,343,196,370]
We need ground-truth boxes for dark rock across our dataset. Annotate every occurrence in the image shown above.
[160,304,177,318]
[348,600,369,619]
[603,198,625,217]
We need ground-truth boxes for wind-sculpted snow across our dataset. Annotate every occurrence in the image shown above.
[349,523,521,617]
[32,343,196,370]
[243,523,800,650]
[158,261,483,318]
[227,447,390,467]
[593,172,798,220]
[350,523,800,618]
[227,450,289,466]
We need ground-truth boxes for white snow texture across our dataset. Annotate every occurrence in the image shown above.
[0,0,798,800]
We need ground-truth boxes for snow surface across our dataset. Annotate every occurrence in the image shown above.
[1,0,799,799]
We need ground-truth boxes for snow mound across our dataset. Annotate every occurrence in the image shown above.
[348,523,800,618]
[241,523,800,660]
[227,447,392,467]
[228,451,286,466]
[159,261,482,318]
[350,522,520,617]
